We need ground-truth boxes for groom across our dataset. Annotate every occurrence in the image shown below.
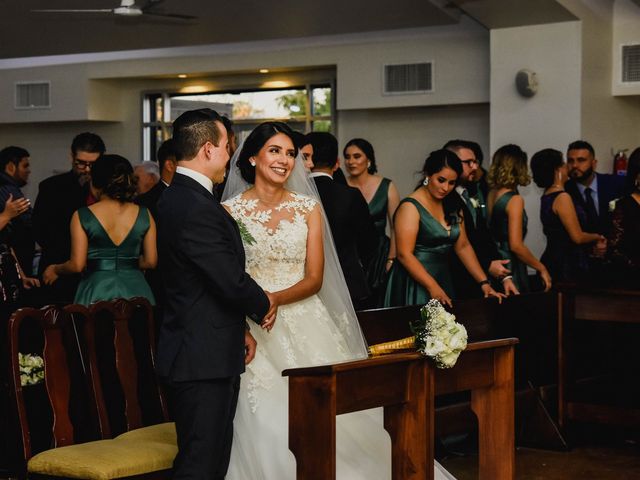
[156,108,276,480]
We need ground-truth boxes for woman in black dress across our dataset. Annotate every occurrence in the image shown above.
[608,147,640,286]
[531,148,603,283]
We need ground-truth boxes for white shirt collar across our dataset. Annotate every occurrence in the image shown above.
[455,185,467,197]
[176,166,213,194]
[309,171,333,179]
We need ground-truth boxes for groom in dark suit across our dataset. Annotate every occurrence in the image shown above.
[156,109,275,480]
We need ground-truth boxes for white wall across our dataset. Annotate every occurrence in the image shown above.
[612,0,640,96]
[338,104,490,198]
[490,21,582,258]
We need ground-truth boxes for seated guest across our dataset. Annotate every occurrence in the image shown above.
[443,140,518,297]
[0,146,36,276]
[608,147,640,285]
[385,149,504,308]
[43,154,156,306]
[565,140,625,237]
[33,132,106,303]
[530,148,604,283]
[344,138,400,306]
[487,145,551,292]
[308,132,377,310]
[134,161,160,195]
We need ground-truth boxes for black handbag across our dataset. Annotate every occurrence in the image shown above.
[0,243,21,303]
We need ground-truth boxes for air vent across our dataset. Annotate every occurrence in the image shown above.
[14,81,51,109]
[622,44,640,83]
[383,62,433,94]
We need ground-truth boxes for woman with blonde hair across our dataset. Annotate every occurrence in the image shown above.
[487,144,551,292]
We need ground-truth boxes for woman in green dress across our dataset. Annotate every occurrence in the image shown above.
[486,144,551,293]
[384,149,504,308]
[344,138,400,307]
[43,154,156,305]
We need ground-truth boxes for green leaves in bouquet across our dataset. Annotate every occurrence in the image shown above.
[237,220,256,246]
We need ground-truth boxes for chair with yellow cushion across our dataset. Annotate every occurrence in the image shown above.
[8,305,176,480]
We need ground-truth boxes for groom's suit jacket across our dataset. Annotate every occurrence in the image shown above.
[156,173,269,382]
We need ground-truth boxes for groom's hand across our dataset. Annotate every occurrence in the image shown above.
[245,330,257,364]
[261,291,279,332]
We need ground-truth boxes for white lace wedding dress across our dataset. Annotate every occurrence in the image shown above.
[223,191,455,480]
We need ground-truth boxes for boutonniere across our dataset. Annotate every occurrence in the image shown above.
[609,198,620,213]
[469,197,480,209]
[236,219,256,246]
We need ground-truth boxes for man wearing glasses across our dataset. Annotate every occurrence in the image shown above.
[33,132,106,303]
[444,139,519,299]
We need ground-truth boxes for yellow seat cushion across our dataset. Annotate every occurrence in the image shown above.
[27,438,176,480]
[115,422,176,445]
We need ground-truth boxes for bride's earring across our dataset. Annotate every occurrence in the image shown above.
[367,161,371,169]
[423,176,429,186]
[250,158,256,167]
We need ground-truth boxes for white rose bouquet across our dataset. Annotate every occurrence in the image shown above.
[19,352,45,386]
[368,299,468,369]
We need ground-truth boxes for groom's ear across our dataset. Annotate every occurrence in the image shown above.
[332,158,340,172]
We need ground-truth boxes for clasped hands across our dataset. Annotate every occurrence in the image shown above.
[245,291,279,365]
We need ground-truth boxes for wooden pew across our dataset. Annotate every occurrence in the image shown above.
[284,338,517,480]
[357,293,564,449]
[557,286,640,430]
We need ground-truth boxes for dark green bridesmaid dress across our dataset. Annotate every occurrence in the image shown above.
[74,206,156,306]
[366,178,392,306]
[489,191,530,293]
[384,198,460,307]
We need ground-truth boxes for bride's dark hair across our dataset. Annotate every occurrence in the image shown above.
[237,122,299,184]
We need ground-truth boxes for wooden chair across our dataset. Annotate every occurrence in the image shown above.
[8,304,176,480]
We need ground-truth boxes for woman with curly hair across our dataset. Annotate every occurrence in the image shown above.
[487,144,551,292]
[43,154,157,305]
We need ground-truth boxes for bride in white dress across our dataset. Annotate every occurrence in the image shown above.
[222,122,455,480]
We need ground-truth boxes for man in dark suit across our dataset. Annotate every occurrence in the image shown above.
[32,132,105,303]
[565,140,625,238]
[308,132,376,310]
[156,109,274,480]
[443,140,518,298]
[136,140,178,309]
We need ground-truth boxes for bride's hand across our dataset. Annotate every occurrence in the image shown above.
[262,291,279,332]
[244,330,257,364]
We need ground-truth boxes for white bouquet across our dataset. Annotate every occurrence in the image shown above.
[413,299,468,368]
[19,352,45,386]
[368,299,468,369]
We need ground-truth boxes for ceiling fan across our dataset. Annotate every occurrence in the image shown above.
[32,0,197,20]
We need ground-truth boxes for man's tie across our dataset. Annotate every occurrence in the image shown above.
[461,189,477,226]
[584,187,599,232]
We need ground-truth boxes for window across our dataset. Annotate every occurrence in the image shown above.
[142,84,333,161]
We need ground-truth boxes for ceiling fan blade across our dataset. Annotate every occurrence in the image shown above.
[142,11,197,20]
[32,9,113,13]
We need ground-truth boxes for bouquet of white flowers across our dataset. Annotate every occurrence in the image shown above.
[19,352,45,386]
[368,299,468,369]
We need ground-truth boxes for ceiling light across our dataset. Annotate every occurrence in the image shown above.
[259,69,269,74]
[178,74,188,79]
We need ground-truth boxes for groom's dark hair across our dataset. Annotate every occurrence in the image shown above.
[307,132,338,169]
[172,108,224,161]
[237,122,297,184]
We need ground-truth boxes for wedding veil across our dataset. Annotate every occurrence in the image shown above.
[222,140,369,360]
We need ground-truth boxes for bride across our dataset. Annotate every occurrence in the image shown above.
[222,122,455,480]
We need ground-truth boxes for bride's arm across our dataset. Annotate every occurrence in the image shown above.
[271,205,324,306]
